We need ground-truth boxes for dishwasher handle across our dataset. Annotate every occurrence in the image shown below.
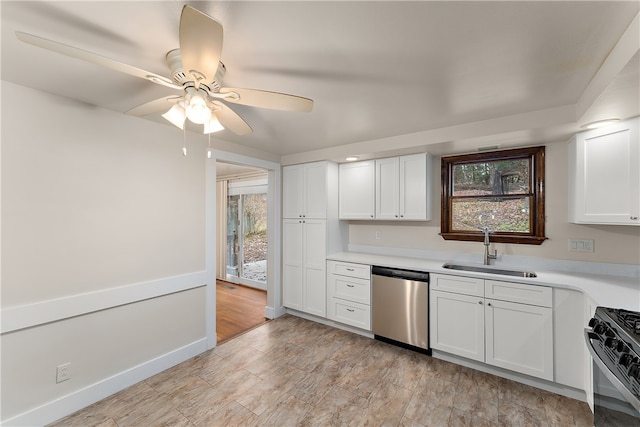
[372,266,429,282]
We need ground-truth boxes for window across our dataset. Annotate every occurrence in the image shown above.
[440,146,546,245]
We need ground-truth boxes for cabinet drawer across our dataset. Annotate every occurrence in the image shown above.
[330,275,371,305]
[430,273,484,297]
[329,298,371,330]
[485,280,551,307]
[328,261,371,280]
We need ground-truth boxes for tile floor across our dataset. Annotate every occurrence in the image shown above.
[49,315,593,426]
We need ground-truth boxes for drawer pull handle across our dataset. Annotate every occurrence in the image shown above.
[632,216,638,220]
[346,308,355,312]
[346,268,355,271]
[346,284,355,288]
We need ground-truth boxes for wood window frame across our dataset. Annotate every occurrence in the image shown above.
[440,146,547,245]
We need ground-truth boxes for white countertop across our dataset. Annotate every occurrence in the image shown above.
[327,251,640,310]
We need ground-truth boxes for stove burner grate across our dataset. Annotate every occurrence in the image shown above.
[615,309,640,335]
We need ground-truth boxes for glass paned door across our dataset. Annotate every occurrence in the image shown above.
[226,192,267,288]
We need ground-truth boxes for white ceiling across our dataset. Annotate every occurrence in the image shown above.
[2,1,639,162]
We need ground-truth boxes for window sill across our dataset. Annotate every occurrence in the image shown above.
[440,232,547,245]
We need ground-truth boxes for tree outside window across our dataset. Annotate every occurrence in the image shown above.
[440,146,546,245]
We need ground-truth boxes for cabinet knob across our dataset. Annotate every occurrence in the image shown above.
[631,216,638,220]
[479,301,483,305]
[487,302,492,307]
[395,215,398,218]
[370,215,374,218]
[400,215,404,218]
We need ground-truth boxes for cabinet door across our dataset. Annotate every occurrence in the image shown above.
[339,161,375,219]
[304,162,328,219]
[282,165,303,219]
[302,220,327,316]
[570,117,639,225]
[430,290,485,362]
[485,299,553,381]
[282,219,303,309]
[375,157,399,219]
[399,153,428,220]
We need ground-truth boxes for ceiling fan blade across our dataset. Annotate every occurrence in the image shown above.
[126,96,182,116]
[179,6,223,85]
[220,87,314,112]
[212,102,252,135]
[15,31,182,90]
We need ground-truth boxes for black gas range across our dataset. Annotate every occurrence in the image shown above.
[586,307,640,426]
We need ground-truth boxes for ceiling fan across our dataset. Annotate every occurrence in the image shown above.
[15,5,314,136]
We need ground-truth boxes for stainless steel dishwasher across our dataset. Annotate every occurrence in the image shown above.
[371,266,430,354]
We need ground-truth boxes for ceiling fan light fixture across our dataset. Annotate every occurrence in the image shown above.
[185,94,211,124]
[204,115,224,134]
[162,104,186,129]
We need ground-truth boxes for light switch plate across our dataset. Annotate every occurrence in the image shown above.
[568,238,594,253]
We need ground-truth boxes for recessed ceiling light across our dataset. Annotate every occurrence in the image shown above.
[580,118,621,130]
[345,156,359,161]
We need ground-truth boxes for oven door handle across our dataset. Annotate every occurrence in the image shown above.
[584,328,640,413]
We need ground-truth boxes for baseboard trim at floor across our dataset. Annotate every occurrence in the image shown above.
[265,305,287,319]
[3,339,207,427]
[432,350,587,402]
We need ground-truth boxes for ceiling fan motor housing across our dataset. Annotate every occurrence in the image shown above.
[166,49,225,92]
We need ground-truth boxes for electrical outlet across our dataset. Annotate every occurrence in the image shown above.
[568,238,594,253]
[56,363,71,383]
[375,231,381,240]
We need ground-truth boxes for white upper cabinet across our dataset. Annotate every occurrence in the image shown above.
[569,117,639,225]
[375,157,400,219]
[340,154,431,220]
[339,160,376,219]
[376,153,430,220]
[283,162,328,219]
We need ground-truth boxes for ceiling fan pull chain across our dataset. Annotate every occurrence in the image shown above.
[207,133,213,159]
[182,124,187,156]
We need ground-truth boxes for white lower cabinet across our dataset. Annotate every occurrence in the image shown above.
[430,273,553,381]
[485,298,553,380]
[431,290,485,361]
[327,261,371,330]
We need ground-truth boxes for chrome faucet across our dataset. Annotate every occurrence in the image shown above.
[482,227,498,265]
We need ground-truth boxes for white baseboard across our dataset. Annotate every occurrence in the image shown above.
[285,309,374,339]
[3,339,207,427]
[265,305,287,319]
[432,349,587,402]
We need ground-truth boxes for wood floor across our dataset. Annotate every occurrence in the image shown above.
[216,280,269,344]
[49,315,594,426]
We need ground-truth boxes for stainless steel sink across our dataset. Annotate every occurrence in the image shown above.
[442,263,537,278]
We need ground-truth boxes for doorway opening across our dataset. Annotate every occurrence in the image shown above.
[226,190,267,289]
[216,161,269,343]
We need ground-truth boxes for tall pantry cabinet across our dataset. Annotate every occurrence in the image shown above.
[282,161,345,317]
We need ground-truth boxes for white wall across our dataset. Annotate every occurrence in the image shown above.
[1,81,211,425]
[348,142,640,266]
